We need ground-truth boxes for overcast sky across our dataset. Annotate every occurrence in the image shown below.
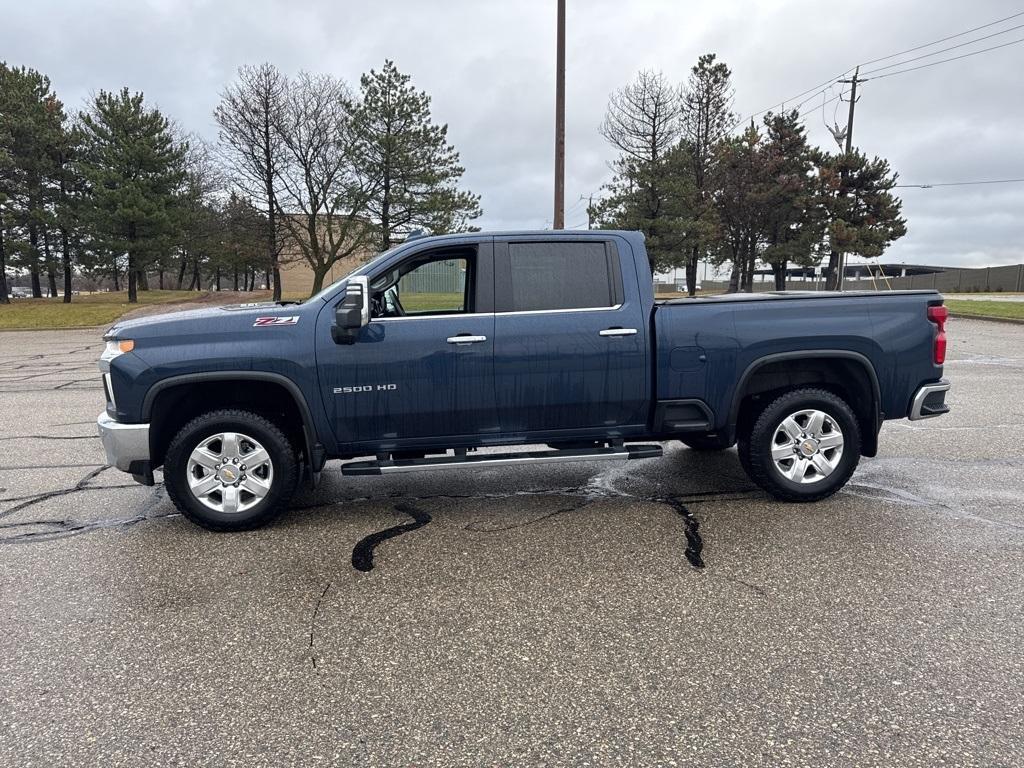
[3,0,1022,268]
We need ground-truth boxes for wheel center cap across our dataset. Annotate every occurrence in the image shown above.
[218,466,238,484]
[799,439,818,457]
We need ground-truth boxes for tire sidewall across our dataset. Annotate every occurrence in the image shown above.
[165,412,297,530]
[749,390,860,499]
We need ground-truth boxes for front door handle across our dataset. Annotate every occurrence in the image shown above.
[447,334,488,345]
[599,328,637,337]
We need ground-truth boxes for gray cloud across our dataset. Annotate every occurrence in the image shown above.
[4,0,1022,265]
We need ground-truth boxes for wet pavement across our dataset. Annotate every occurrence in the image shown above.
[0,319,1022,767]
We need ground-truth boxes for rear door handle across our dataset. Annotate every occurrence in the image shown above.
[447,334,488,344]
[599,328,637,337]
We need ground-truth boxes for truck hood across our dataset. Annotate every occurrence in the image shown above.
[107,302,310,339]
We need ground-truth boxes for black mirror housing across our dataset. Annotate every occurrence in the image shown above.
[332,276,370,345]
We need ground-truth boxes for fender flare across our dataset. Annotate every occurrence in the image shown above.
[142,371,324,472]
[727,350,882,453]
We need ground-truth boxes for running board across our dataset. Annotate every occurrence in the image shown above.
[340,444,663,476]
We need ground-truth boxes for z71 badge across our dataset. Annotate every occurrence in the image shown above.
[253,316,299,327]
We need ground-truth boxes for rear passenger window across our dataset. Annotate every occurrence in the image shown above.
[502,242,620,312]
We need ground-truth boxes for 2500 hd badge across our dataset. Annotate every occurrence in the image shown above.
[334,384,399,394]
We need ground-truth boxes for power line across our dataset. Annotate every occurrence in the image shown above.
[894,178,1024,188]
[744,69,853,122]
[863,36,1024,80]
[741,9,1024,123]
[858,9,1024,67]
[860,21,1024,75]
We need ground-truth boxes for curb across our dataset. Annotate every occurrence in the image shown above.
[949,313,1024,326]
[0,324,107,333]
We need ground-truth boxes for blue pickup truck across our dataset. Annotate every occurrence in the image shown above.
[97,230,951,531]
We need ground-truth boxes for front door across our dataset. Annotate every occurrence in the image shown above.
[492,237,649,437]
[315,241,498,450]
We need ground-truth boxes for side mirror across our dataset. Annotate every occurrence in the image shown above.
[332,276,370,345]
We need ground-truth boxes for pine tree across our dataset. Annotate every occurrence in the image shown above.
[221,193,267,291]
[680,54,736,295]
[711,124,766,292]
[0,63,64,298]
[77,88,187,302]
[760,111,824,290]
[352,61,481,249]
[816,149,906,289]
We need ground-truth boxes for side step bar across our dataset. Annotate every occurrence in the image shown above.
[341,444,663,476]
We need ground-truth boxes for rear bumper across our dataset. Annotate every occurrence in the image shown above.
[97,411,150,472]
[908,379,951,420]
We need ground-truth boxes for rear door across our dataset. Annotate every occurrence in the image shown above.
[492,237,648,436]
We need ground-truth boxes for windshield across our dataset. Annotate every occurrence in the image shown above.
[306,244,405,303]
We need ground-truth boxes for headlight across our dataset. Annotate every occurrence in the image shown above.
[100,338,135,363]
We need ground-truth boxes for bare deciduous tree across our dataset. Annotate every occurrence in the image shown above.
[600,70,683,167]
[214,64,287,301]
[275,72,375,295]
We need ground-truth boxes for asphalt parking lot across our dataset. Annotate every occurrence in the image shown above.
[1,318,1022,767]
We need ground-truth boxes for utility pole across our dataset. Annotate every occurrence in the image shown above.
[835,66,860,291]
[0,204,9,304]
[586,193,593,229]
[553,0,566,230]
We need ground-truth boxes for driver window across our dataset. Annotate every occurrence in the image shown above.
[372,254,472,318]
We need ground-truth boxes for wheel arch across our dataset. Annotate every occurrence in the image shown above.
[727,351,882,457]
[143,372,323,475]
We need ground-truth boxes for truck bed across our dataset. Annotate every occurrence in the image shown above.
[656,289,941,305]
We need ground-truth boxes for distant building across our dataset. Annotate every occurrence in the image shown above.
[276,216,378,297]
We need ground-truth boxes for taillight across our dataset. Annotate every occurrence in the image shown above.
[928,305,948,365]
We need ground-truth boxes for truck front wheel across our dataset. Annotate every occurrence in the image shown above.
[164,409,299,531]
[737,388,860,502]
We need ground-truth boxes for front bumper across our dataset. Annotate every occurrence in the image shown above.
[97,411,151,473]
[908,379,951,420]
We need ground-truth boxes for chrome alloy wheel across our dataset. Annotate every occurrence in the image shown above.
[770,409,844,484]
[186,432,274,514]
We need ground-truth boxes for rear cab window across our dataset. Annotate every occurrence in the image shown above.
[495,241,624,312]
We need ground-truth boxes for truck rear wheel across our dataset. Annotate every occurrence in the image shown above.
[164,409,299,531]
[737,388,860,502]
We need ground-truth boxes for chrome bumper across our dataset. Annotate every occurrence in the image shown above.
[908,379,951,420]
[97,411,150,472]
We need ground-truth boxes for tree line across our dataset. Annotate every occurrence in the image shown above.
[0,60,481,304]
[592,55,907,293]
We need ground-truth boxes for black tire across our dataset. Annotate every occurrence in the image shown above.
[680,434,733,451]
[737,388,860,502]
[164,409,299,531]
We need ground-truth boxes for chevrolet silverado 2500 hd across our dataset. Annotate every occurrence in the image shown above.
[97,230,951,531]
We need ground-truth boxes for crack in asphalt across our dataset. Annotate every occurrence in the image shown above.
[0,484,173,543]
[351,502,433,573]
[0,463,105,470]
[0,466,111,521]
[0,434,96,441]
[309,581,333,670]
[333,477,733,572]
[463,501,588,532]
[658,496,705,568]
